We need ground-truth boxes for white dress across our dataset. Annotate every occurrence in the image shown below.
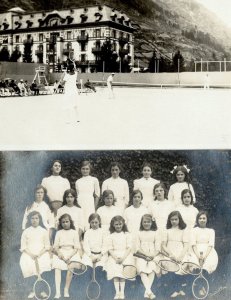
[52,229,81,270]
[97,205,121,233]
[20,226,51,278]
[22,201,52,230]
[168,182,196,207]
[82,228,107,268]
[75,175,100,229]
[56,205,84,232]
[123,205,148,244]
[148,199,174,231]
[102,177,129,213]
[189,227,218,274]
[176,204,199,230]
[133,177,160,208]
[105,232,135,280]
[41,175,70,203]
[135,230,160,274]
[63,71,78,108]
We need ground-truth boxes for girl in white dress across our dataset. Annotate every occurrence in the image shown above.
[161,211,189,298]
[52,214,81,299]
[22,185,52,233]
[82,213,107,268]
[176,189,199,230]
[20,211,51,299]
[102,162,129,214]
[168,165,196,207]
[148,183,174,232]
[124,190,148,248]
[41,160,71,214]
[133,163,160,208]
[75,161,100,230]
[105,216,135,300]
[56,189,84,240]
[135,214,160,299]
[97,190,121,234]
[189,211,218,274]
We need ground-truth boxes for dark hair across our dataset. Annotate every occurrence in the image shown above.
[97,189,115,208]
[58,213,75,230]
[109,216,128,233]
[181,189,193,205]
[62,189,81,208]
[51,160,63,174]
[141,162,153,172]
[128,189,143,206]
[109,162,123,174]
[153,182,168,200]
[166,211,186,230]
[25,211,45,229]
[139,214,157,231]
[196,211,208,227]
[88,213,101,228]
[172,166,191,184]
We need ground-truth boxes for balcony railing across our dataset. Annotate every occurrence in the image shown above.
[92,47,102,54]
[75,60,97,66]
[63,48,74,55]
[77,34,89,42]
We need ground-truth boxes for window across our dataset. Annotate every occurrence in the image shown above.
[49,18,59,27]
[112,30,116,38]
[39,34,43,42]
[81,30,85,37]
[94,29,101,38]
[15,35,20,43]
[80,54,86,62]
[67,31,72,40]
[81,43,86,51]
[3,36,8,44]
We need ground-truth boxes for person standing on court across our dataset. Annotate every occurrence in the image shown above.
[107,72,115,99]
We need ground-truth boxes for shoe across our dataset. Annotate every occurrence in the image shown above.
[28,292,35,298]
[119,292,125,299]
[40,291,48,299]
[64,289,70,298]
[114,294,120,299]
[170,291,179,298]
[144,291,149,298]
[148,292,156,299]
[54,294,61,299]
[179,290,185,296]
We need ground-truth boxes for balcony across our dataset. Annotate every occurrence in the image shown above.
[75,60,97,66]
[77,34,89,42]
[92,47,102,54]
[63,48,74,55]
[118,36,129,45]
[35,49,43,55]
[119,48,129,56]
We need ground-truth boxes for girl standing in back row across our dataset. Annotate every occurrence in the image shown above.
[75,161,100,229]
[133,163,160,208]
[168,165,196,208]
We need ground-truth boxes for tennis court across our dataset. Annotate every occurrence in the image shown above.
[0,86,231,149]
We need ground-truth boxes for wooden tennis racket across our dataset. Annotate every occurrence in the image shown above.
[86,262,101,300]
[192,252,209,299]
[33,257,51,300]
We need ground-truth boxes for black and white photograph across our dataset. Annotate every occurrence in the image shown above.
[0,1,231,300]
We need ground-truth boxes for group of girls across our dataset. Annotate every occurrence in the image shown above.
[19,160,218,299]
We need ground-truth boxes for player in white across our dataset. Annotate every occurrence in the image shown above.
[107,73,115,99]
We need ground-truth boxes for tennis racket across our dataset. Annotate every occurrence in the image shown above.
[133,252,154,261]
[33,257,51,300]
[122,263,137,279]
[86,262,101,300]
[192,252,209,299]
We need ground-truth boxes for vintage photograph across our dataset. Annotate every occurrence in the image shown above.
[1,150,231,300]
[0,1,231,300]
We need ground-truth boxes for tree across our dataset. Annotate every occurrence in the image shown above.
[23,37,33,63]
[172,50,185,72]
[148,51,157,72]
[10,47,21,62]
[98,38,119,72]
[0,47,10,61]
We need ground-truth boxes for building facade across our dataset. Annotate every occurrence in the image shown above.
[0,5,135,72]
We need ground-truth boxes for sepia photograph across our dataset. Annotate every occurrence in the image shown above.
[0,1,231,300]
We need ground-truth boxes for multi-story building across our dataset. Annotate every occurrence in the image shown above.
[0,5,135,72]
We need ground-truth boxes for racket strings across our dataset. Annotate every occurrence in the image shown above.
[34,280,51,300]
[192,276,209,299]
[181,262,201,275]
[123,265,137,279]
[86,281,100,300]
[158,259,180,272]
